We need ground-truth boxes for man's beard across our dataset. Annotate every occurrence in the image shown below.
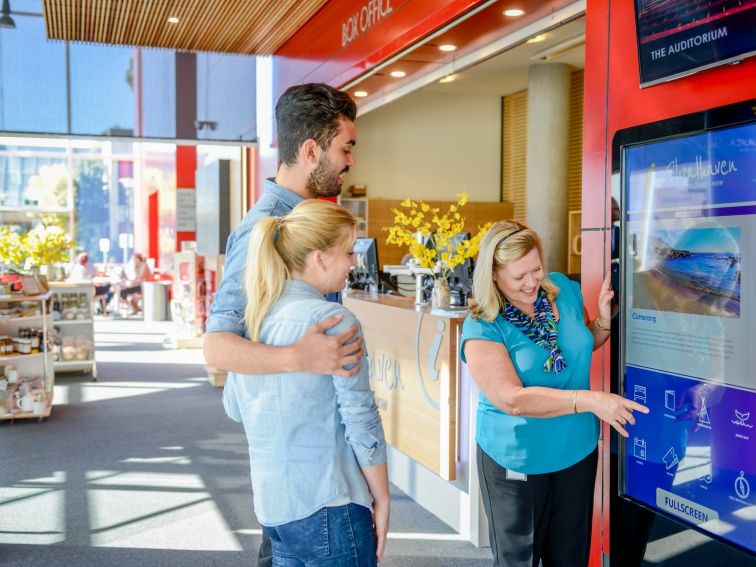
[306,154,347,198]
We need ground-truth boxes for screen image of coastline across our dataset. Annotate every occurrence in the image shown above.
[632,227,741,318]
[621,120,756,554]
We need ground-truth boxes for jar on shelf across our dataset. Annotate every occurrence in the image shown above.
[29,331,40,352]
[63,295,76,320]
[15,338,32,355]
[74,335,91,360]
[52,293,61,321]
[61,336,75,361]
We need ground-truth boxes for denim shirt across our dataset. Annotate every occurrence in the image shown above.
[205,178,304,337]
[222,280,387,526]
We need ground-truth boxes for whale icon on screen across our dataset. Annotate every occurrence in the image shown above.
[732,409,752,428]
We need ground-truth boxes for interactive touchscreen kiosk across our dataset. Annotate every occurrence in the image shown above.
[618,100,755,554]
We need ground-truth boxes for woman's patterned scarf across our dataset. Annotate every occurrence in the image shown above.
[502,288,567,374]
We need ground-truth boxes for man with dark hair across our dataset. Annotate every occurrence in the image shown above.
[203,83,361,567]
[276,83,357,169]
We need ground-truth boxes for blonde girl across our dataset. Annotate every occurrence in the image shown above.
[223,199,389,567]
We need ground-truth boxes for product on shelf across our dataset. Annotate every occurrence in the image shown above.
[0,292,54,420]
[8,375,46,415]
[51,292,91,321]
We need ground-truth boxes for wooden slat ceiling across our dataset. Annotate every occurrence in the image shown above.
[42,0,329,55]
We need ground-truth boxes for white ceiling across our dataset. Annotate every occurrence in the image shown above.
[423,16,585,97]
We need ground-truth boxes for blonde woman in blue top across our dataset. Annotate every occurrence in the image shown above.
[461,220,648,567]
[223,199,389,566]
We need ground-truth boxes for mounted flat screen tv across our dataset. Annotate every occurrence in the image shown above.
[634,0,756,87]
[615,99,756,555]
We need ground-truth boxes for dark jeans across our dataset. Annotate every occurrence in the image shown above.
[257,533,272,567]
[120,284,141,299]
[94,284,111,297]
[261,503,376,567]
[477,445,598,567]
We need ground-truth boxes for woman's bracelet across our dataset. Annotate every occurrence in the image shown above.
[572,389,578,414]
[593,317,611,332]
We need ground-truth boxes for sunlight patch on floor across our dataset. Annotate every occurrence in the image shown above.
[95,350,207,365]
[120,456,192,466]
[0,484,65,544]
[52,381,203,404]
[89,488,242,551]
[86,471,206,490]
[644,526,714,561]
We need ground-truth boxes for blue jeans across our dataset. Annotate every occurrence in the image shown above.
[261,503,376,567]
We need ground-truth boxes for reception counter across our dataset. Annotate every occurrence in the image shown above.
[343,290,488,546]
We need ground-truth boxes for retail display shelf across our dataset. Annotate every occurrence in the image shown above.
[0,401,51,421]
[0,352,47,362]
[0,293,54,420]
[49,282,97,381]
[0,292,52,303]
[54,319,94,326]
[0,315,46,323]
[54,359,95,368]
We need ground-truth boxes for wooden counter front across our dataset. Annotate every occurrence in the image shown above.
[343,291,464,481]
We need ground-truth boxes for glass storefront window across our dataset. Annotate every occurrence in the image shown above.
[140,50,176,139]
[1,137,243,275]
[73,158,110,260]
[0,155,69,208]
[197,53,257,141]
[0,13,67,133]
[1,10,257,142]
[0,137,67,153]
[69,44,136,136]
[13,0,43,11]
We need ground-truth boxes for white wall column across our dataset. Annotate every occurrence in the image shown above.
[525,63,571,272]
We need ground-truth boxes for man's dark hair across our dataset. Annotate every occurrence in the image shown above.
[275,83,357,168]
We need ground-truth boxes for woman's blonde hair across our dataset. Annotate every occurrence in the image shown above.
[244,199,356,341]
[468,220,558,322]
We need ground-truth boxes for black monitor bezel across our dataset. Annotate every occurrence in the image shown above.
[612,98,756,557]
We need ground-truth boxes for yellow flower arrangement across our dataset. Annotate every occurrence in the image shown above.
[0,227,25,267]
[0,222,75,273]
[24,223,75,269]
[385,192,491,284]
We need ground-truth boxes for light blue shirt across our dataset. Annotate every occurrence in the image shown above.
[460,272,599,474]
[205,178,305,337]
[223,280,387,526]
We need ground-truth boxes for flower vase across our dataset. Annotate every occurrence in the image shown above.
[431,278,451,310]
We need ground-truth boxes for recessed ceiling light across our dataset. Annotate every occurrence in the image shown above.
[527,34,546,43]
[354,90,368,97]
[390,70,407,78]
[503,9,525,16]
[168,16,179,24]
[439,74,456,83]
[438,44,457,52]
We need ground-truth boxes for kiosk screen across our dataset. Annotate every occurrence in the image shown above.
[620,117,756,554]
